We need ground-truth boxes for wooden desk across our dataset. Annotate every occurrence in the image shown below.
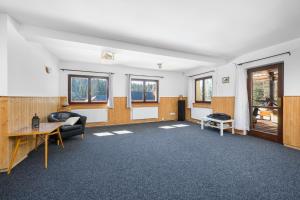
[6,122,64,174]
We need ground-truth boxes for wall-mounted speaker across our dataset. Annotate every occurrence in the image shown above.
[178,100,185,121]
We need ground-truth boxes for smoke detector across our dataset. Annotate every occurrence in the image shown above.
[157,63,163,69]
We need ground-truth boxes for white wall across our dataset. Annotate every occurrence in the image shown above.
[0,14,8,96]
[233,37,300,96]
[6,16,60,97]
[187,37,300,97]
[59,61,187,97]
[185,66,235,97]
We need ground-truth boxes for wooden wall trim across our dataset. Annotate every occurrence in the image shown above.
[0,97,9,169]
[283,96,300,148]
[211,96,235,118]
[2,95,300,171]
[59,96,181,127]
[0,96,60,171]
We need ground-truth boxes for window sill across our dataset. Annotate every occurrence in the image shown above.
[68,102,108,109]
[195,101,211,104]
[193,102,211,108]
[132,102,159,107]
[69,102,108,105]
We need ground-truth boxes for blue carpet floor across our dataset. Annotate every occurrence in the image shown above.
[1,121,300,200]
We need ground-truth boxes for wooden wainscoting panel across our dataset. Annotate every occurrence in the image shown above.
[211,97,235,118]
[0,96,60,171]
[283,96,300,148]
[186,96,235,123]
[108,97,131,125]
[193,103,211,108]
[62,96,180,127]
[0,97,9,170]
[159,97,179,121]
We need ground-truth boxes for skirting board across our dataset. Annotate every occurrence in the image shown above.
[0,155,27,173]
[284,144,300,151]
[86,119,176,128]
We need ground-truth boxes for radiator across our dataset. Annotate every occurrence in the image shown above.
[191,108,212,120]
[72,109,108,123]
[131,107,159,120]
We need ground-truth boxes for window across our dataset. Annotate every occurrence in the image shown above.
[195,76,212,103]
[68,75,108,104]
[131,79,158,102]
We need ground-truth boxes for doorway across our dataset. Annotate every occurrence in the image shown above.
[247,63,284,143]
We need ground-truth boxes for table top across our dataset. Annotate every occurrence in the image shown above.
[6,122,63,137]
[201,117,234,123]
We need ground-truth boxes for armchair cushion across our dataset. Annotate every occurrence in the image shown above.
[63,117,80,126]
[60,124,83,132]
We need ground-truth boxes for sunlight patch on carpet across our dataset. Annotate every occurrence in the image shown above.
[93,132,114,137]
[113,130,133,135]
[159,126,176,129]
[172,124,190,128]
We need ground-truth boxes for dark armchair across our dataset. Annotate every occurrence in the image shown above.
[48,112,87,139]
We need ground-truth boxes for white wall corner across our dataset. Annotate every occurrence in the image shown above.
[0,14,8,96]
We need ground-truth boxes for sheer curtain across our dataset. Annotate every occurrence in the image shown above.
[234,66,250,135]
[126,74,132,108]
[187,77,195,108]
[107,73,114,108]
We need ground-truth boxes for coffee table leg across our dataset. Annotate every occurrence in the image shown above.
[220,122,224,136]
[45,134,48,169]
[7,138,21,175]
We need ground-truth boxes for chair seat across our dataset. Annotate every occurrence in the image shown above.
[60,124,82,132]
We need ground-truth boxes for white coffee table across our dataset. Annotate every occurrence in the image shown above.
[200,117,235,136]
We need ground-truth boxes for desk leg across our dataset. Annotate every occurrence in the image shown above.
[35,135,38,151]
[57,130,64,149]
[201,120,204,130]
[45,134,48,169]
[232,121,235,135]
[7,138,21,175]
[220,122,224,136]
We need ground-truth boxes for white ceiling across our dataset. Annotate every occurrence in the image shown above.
[1,0,300,71]
[31,37,212,71]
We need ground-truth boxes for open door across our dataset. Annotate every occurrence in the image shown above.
[247,63,284,143]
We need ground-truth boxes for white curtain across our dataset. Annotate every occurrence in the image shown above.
[126,74,132,108]
[234,66,250,135]
[157,78,161,103]
[187,77,195,108]
[107,73,114,108]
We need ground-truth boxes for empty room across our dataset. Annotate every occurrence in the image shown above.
[1,0,300,199]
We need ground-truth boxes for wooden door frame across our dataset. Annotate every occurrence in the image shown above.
[247,62,284,143]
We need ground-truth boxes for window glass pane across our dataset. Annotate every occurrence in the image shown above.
[91,78,108,102]
[252,69,278,107]
[195,79,203,101]
[71,77,88,102]
[131,80,144,101]
[204,78,212,101]
[145,81,158,102]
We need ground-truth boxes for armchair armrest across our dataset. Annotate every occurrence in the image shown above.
[77,116,87,132]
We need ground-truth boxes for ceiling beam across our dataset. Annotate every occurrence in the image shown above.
[19,25,227,65]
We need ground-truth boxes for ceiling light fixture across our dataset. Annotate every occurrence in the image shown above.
[101,51,115,63]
